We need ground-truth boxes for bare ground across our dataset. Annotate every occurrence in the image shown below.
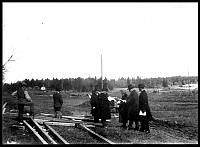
[2,89,198,144]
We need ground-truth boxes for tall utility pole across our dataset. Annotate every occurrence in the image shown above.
[101,54,103,90]
[188,68,190,93]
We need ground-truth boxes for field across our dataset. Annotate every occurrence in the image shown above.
[2,86,198,144]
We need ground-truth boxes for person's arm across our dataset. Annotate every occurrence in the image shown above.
[11,90,17,97]
[90,95,95,107]
[140,92,148,112]
[24,91,32,102]
[60,95,63,105]
[143,92,148,110]
[126,92,134,104]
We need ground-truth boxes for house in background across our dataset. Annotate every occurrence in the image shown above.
[40,85,46,91]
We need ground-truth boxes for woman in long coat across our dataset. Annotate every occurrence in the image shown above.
[98,92,111,126]
[126,84,139,130]
[118,91,128,128]
[90,90,101,122]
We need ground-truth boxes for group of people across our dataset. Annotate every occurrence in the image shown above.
[90,88,111,126]
[11,81,151,133]
[89,83,152,133]
[118,84,152,133]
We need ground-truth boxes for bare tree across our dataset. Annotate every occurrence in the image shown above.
[2,54,15,84]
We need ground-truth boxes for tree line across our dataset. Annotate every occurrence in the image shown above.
[3,76,198,93]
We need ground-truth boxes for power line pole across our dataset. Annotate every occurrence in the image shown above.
[188,69,190,94]
[101,54,103,90]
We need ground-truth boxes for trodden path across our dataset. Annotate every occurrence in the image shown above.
[126,122,197,144]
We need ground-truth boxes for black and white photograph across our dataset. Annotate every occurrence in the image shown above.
[2,2,198,144]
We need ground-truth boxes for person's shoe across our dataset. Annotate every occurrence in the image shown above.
[30,113,34,116]
[128,126,134,130]
[134,127,139,131]
[120,125,127,129]
[139,129,145,132]
[19,122,23,125]
[145,130,150,133]
[102,122,106,127]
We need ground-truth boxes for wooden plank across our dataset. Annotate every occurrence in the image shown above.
[84,122,103,127]
[44,122,76,127]
[43,123,69,144]
[85,124,95,128]
[3,112,31,118]
[2,108,6,114]
[30,118,57,144]
[39,113,54,117]
[40,113,85,119]
[2,102,7,109]
[23,120,48,144]
[34,118,82,123]
[34,118,52,124]
[40,113,94,122]
[62,116,93,121]
[77,124,116,144]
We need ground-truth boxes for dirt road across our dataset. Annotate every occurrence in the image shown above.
[125,122,197,144]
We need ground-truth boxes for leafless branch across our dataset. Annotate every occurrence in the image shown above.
[3,55,15,68]
[3,54,15,84]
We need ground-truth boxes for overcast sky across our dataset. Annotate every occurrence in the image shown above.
[3,2,198,83]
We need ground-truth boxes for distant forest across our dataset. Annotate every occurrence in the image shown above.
[3,76,198,93]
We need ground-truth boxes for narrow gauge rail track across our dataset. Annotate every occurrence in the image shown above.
[23,116,115,144]
[23,117,69,144]
[50,123,116,144]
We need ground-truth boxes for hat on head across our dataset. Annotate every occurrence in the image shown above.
[138,83,145,89]
[21,81,27,87]
[55,87,61,92]
[127,84,134,90]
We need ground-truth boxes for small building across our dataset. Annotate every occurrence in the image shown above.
[40,85,46,91]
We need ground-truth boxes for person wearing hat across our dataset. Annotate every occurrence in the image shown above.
[90,88,101,123]
[98,91,111,127]
[126,84,140,130]
[138,83,152,133]
[11,81,34,124]
[118,90,128,128]
[53,87,63,119]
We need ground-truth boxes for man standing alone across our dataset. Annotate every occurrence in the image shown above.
[53,88,63,119]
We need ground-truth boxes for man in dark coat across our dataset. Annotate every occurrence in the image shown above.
[98,91,111,127]
[138,83,152,133]
[118,90,128,128]
[11,82,34,124]
[53,88,63,119]
[126,84,139,130]
[90,90,100,123]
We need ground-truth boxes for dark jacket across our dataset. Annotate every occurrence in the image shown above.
[119,93,128,123]
[98,92,111,120]
[90,92,100,117]
[126,89,139,121]
[53,92,63,108]
[139,90,152,120]
[16,88,28,104]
